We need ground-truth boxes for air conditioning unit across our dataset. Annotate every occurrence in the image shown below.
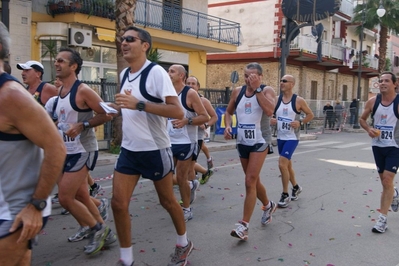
[68,28,92,47]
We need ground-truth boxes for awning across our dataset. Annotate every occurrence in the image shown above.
[96,28,115,42]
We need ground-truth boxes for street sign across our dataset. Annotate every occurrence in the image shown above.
[230,70,239,84]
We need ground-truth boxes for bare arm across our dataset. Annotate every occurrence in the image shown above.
[41,83,58,105]
[297,97,314,124]
[0,82,65,242]
[256,86,276,116]
[173,89,209,128]
[360,97,379,138]
[202,97,218,126]
[65,84,112,138]
[115,90,184,120]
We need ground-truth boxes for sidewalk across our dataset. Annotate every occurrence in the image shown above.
[97,133,318,166]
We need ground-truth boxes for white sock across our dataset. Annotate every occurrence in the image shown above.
[207,157,212,161]
[176,232,188,247]
[264,201,271,209]
[120,247,134,265]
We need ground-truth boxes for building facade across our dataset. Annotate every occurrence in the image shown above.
[1,0,240,146]
[207,0,385,113]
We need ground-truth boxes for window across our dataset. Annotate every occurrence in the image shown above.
[342,85,348,101]
[76,46,117,82]
[162,0,182,33]
[40,42,117,83]
[351,40,357,49]
[310,81,317,100]
[41,40,67,82]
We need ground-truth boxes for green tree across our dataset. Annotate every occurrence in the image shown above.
[352,0,399,73]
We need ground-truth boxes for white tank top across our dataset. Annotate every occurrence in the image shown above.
[372,98,399,148]
[168,86,198,144]
[235,93,265,145]
[275,95,300,140]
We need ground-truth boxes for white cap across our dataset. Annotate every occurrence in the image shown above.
[17,60,44,73]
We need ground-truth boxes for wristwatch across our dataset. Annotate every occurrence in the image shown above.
[30,198,47,211]
[188,117,193,125]
[83,121,90,130]
[255,87,263,93]
[204,123,209,129]
[136,101,146,111]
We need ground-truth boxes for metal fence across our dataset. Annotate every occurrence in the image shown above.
[87,80,367,145]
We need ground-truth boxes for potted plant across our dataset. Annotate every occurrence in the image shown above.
[70,0,82,12]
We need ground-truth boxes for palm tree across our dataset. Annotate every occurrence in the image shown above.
[112,0,137,146]
[352,0,399,73]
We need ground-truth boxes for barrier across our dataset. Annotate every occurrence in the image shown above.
[215,106,237,135]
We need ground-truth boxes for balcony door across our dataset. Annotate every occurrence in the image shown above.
[162,0,182,33]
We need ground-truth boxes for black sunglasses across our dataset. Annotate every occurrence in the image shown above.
[121,36,143,43]
[280,79,291,83]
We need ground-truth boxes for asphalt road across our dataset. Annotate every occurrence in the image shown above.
[32,132,399,266]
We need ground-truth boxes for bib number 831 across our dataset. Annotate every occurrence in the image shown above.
[244,129,255,139]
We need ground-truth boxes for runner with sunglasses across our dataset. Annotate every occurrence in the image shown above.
[271,75,314,208]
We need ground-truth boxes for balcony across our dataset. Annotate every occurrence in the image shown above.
[47,0,115,20]
[46,0,240,46]
[135,0,240,46]
[339,0,354,17]
[290,35,378,70]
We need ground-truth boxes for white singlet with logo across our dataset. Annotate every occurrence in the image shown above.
[372,100,399,148]
[275,97,300,140]
[120,60,177,151]
[236,93,265,146]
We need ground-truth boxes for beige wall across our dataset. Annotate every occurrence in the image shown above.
[206,62,370,103]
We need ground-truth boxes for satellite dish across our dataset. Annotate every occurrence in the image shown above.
[74,31,84,45]
[282,0,341,23]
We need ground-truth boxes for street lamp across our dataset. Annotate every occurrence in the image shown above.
[353,0,386,129]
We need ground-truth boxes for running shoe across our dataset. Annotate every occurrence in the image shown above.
[61,208,70,215]
[104,229,117,246]
[391,187,399,212]
[116,260,134,266]
[291,185,303,201]
[190,180,199,204]
[168,240,194,266]
[84,225,110,255]
[52,193,59,204]
[199,169,214,185]
[183,207,193,222]
[230,221,248,240]
[207,157,213,169]
[98,198,110,222]
[68,226,90,242]
[278,192,291,208]
[261,201,277,225]
[372,214,387,233]
[90,183,102,198]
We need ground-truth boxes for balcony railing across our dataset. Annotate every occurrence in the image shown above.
[135,0,240,46]
[290,35,378,69]
[339,0,354,17]
[47,0,115,20]
[46,0,240,46]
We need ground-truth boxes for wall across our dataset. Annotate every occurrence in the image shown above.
[208,0,277,53]
[9,0,32,77]
[207,62,359,102]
